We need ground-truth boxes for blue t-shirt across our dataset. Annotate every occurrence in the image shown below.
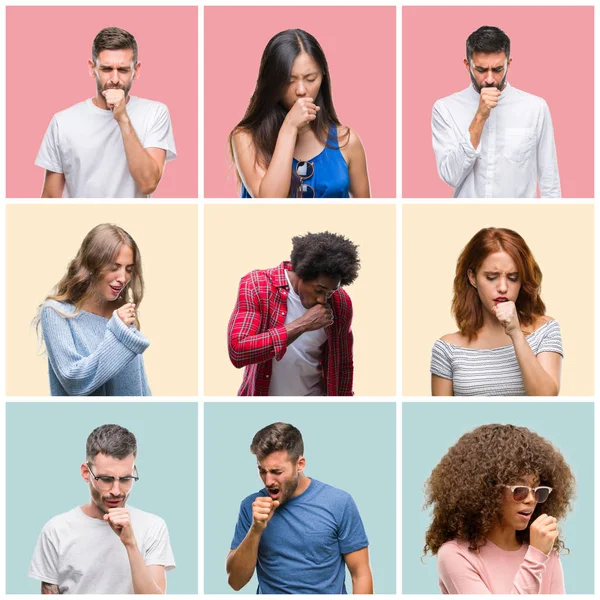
[230,479,368,594]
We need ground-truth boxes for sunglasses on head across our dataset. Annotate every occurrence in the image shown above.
[505,485,553,503]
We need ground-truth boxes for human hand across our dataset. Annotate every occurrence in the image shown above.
[529,513,558,555]
[284,97,320,131]
[251,496,280,531]
[117,303,136,326]
[104,507,137,547]
[476,87,501,120]
[102,88,128,122]
[492,300,520,336]
[300,304,334,332]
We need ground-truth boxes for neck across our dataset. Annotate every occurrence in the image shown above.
[81,499,105,520]
[80,295,116,318]
[291,473,311,499]
[287,270,300,294]
[486,523,521,551]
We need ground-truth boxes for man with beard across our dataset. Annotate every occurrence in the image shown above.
[226,422,373,594]
[432,25,561,198]
[36,27,176,198]
[28,424,175,593]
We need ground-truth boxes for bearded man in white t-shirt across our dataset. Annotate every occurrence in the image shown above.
[36,27,177,198]
[432,25,561,198]
[28,424,175,594]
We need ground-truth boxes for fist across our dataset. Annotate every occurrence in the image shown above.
[529,513,558,555]
[477,87,501,119]
[492,300,520,335]
[285,97,320,130]
[117,303,136,327]
[302,303,334,332]
[102,88,127,120]
[104,507,136,546]
[252,496,280,531]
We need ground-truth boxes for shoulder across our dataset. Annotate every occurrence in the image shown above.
[437,539,476,564]
[531,316,560,334]
[312,480,355,506]
[133,97,169,113]
[337,126,365,158]
[433,89,469,111]
[439,331,464,345]
[41,300,74,316]
[40,507,81,534]
[231,128,255,153]
[510,86,548,108]
[331,288,353,322]
[128,505,168,528]
[239,267,271,289]
[53,100,90,122]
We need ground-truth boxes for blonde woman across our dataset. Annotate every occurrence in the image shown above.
[36,224,150,396]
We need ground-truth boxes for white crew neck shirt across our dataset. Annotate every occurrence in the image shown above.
[269,271,327,396]
[432,83,561,198]
[36,96,176,198]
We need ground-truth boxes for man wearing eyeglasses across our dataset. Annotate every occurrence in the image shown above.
[227,231,359,396]
[28,424,175,594]
[431,25,561,198]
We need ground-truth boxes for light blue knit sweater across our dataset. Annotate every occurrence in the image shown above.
[40,300,151,396]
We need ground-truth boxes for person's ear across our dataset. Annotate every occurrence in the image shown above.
[467,269,477,289]
[81,462,91,482]
[296,456,306,474]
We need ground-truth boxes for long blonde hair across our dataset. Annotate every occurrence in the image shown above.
[35,224,145,333]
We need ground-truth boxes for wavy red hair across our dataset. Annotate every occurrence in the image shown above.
[452,228,545,340]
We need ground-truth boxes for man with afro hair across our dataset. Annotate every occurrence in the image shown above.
[228,231,359,395]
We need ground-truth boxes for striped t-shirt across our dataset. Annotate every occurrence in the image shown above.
[430,320,563,396]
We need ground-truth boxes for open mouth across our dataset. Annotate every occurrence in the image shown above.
[105,498,123,508]
[266,487,280,499]
[109,285,122,296]
[494,297,509,304]
[517,510,533,519]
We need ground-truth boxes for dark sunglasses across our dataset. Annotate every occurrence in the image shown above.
[505,485,553,503]
[295,161,315,198]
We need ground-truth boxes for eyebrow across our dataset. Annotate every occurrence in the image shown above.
[114,262,135,267]
[99,64,131,69]
[290,71,319,78]
[483,271,518,275]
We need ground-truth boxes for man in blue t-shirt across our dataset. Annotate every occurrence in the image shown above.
[226,422,373,594]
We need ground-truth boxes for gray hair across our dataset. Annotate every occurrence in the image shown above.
[86,424,137,463]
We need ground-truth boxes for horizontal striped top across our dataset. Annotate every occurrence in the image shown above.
[430,320,563,396]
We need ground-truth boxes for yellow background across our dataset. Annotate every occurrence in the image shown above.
[204,204,396,396]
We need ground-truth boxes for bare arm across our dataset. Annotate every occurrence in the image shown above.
[226,527,263,591]
[344,547,373,594]
[41,171,65,198]
[344,129,370,198]
[41,582,61,594]
[431,374,454,396]
[511,332,561,396]
[125,544,166,594]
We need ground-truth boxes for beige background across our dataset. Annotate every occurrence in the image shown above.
[7,204,198,396]
[402,204,594,396]
[205,204,396,396]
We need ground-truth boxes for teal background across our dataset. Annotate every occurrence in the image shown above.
[204,402,396,594]
[402,402,594,594]
[6,402,198,594]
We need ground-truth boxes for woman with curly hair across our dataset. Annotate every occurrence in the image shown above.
[424,424,575,594]
[229,29,370,198]
[431,227,562,396]
[35,223,151,396]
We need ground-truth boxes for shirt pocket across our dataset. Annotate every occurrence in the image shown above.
[503,127,536,161]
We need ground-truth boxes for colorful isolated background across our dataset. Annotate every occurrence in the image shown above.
[6,402,198,594]
[204,204,396,396]
[204,402,396,594]
[402,204,594,396]
[402,6,594,198]
[6,204,198,396]
[402,402,594,593]
[6,6,198,198]
[204,6,396,198]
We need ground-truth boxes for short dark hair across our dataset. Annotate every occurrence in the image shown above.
[250,422,304,463]
[86,424,137,464]
[92,27,138,65]
[466,26,510,62]
[290,232,360,286]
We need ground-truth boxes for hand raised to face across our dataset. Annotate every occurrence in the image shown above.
[104,507,136,547]
[102,88,128,122]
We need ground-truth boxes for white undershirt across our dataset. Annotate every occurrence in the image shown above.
[269,272,327,396]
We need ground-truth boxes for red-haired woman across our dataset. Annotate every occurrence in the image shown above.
[431,228,562,396]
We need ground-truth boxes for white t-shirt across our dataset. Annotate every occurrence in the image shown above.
[35,96,177,198]
[269,271,327,396]
[28,505,176,594]
[432,83,561,198]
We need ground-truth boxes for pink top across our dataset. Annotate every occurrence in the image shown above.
[437,539,565,594]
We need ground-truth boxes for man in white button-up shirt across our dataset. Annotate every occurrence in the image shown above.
[432,26,561,198]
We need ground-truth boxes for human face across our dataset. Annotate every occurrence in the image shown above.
[296,273,341,309]
[257,450,305,506]
[282,52,323,110]
[88,49,140,97]
[500,473,541,531]
[468,251,521,315]
[98,245,135,303]
[81,452,136,514]
[464,51,511,93]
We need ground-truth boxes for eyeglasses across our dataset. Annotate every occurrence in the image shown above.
[87,464,139,491]
[505,485,552,503]
[295,161,315,198]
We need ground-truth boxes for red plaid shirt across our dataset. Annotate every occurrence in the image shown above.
[228,261,354,396]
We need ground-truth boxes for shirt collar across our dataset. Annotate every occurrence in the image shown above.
[267,261,292,288]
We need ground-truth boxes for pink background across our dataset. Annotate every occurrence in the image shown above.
[204,6,396,198]
[402,6,594,198]
[7,6,198,198]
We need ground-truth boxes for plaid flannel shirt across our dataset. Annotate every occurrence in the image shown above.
[228,261,354,396]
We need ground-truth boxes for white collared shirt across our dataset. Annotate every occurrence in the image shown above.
[432,83,561,198]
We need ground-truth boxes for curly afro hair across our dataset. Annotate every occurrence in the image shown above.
[290,231,360,286]
[424,424,575,556]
